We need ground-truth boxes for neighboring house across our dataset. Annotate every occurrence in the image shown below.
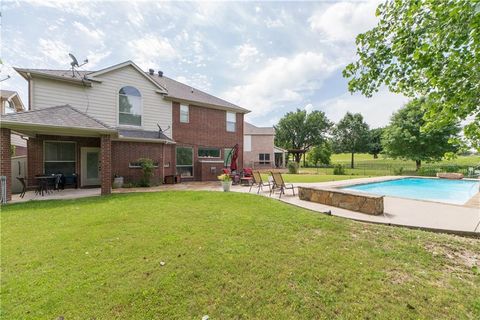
[0,60,248,200]
[243,122,286,169]
[1,90,27,156]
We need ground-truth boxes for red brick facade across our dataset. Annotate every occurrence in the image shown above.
[100,135,112,195]
[1,128,12,201]
[172,101,244,180]
[110,141,175,185]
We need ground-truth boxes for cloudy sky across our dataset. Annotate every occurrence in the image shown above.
[1,0,408,128]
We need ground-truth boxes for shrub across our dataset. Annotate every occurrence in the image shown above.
[137,158,155,187]
[287,162,299,174]
[333,164,345,175]
[393,167,404,175]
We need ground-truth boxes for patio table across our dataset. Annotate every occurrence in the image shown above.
[34,175,57,196]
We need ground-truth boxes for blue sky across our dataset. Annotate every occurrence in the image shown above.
[1,0,407,128]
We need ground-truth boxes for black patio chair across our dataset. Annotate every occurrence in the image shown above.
[16,177,27,198]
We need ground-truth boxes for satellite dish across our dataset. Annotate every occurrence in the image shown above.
[69,53,79,67]
[68,53,89,77]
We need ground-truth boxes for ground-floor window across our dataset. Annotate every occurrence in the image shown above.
[176,146,193,177]
[259,153,271,165]
[198,147,220,158]
[44,141,76,175]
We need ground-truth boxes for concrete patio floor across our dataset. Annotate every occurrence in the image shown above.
[7,177,479,235]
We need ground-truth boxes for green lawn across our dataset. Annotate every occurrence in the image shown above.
[2,192,479,319]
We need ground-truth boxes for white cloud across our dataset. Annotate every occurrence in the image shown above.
[233,43,260,70]
[73,21,105,42]
[321,89,409,128]
[223,51,339,116]
[304,103,313,114]
[128,34,177,69]
[38,39,71,65]
[309,0,380,42]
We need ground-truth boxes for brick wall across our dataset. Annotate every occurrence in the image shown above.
[111,141,175,184]
[100,135,112,195]
[26,135,100,185]
[0,128,12,201]
[172,101,244,180]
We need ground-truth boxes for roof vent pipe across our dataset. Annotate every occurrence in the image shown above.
[148,69,154,75]
[158,70,163,77]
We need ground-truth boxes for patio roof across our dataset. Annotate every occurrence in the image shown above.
[0,105,116,136]
[117,128,175,144]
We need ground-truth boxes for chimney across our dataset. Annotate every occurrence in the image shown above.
[158,70,163,77]
[148,69,154,75]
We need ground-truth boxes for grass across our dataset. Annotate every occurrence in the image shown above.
[278,154,480,182]
[2,192,479,319]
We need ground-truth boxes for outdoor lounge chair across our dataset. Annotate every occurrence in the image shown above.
[249,171,271,194]
[16,177,26,198]
[270,171,295,198]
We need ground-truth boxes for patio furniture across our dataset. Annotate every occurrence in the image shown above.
[249,171,271,194]
[34,175,56,196]
[16,177,27,198]
[467,167,480,178]
[270,171,295,198]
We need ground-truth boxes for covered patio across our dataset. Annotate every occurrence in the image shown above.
[1,105,116,203]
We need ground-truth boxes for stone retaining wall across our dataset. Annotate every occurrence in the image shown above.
[298,187,384,215]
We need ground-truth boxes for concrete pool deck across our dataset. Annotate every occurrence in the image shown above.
[8,176,480,235]
[273,176,480,235]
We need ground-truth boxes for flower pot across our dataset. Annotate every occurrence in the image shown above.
[113,176,124,189]
[222,181,232,192]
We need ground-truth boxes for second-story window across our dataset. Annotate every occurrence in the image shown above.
[119,86,142,126]
[180,104,189,123]
[226,112,236,132]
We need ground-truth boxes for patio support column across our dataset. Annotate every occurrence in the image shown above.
[100,134,112,195]
[0,128,12,201]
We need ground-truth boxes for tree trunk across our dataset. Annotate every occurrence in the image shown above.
[294,153,301,163]
[303,153,306,167]
[415,160,421,171]
[351,152,355,169]
[373,153,378,159]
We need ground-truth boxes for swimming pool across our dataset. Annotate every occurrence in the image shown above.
[341,178,480,205]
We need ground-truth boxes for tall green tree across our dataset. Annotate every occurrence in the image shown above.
[368,127,384,159]
[343,0,480,149]
[382,98,460,170]
[332,112,370,168]
[307,141,332,167]
[274,109,331,163]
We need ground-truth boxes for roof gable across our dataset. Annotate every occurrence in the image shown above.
[87,61,168,94]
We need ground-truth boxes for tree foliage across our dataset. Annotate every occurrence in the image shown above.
[332,112,370,168]
[274,109,331,163]
[368,127,384,159]
[382,98,460,170]
[307,142,332,167]
[343,0,480,148]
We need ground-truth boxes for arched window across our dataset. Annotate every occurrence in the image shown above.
[119,86,142,126]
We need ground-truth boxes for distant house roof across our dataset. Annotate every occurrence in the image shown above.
[0,89,25,112]
[14,61,249,113]
[0,105,114,133]
[244,122,275,135]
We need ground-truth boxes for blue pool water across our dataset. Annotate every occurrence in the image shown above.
[341,178,480,205]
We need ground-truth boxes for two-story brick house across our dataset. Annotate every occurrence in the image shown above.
[0,61,248,200]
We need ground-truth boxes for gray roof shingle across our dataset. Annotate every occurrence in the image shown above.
[0,105,113,131]
[244,122,274,135]
[118,128,174,142]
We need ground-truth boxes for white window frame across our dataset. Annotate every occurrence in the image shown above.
[244,135,252,152]
[43,140,77,174]
[259,153,271,165]
[117,85,143,127]
[226,112,236,132]
[180,104,189,123]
